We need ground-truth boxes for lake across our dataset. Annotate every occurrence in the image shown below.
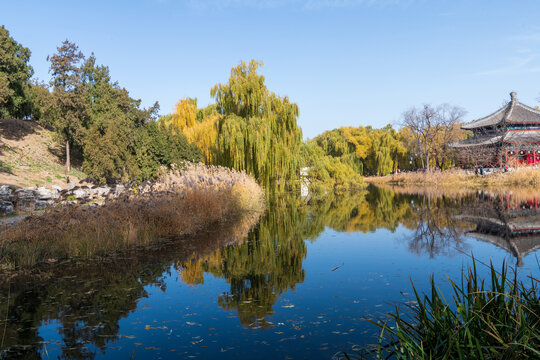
[1,185,539,359]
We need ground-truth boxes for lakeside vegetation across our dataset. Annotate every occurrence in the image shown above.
[2,24,540,360]
[0,164,264,269]
[366,166,540,188]
[358,261,540,359]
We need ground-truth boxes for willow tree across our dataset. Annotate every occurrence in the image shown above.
[161,98,197,133]
[208,60,302,189]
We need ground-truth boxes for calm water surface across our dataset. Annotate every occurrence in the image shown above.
[1,185,540,359]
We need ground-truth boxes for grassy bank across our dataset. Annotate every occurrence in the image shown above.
[0,163,265,269]
[358,260,540,359]
[366,167,540,188]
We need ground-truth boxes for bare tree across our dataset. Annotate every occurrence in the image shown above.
[401,104,466,171]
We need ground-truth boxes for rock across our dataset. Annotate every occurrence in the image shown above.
[0,185,14,202]
[0,185,12,198]
[93,186,110,197]
[52,185,63,191]
[73,189,87,199]
[68,183,77,190]
[0,201,14,216]
[114,184,125,197]
[36,187,54,200]
[34,200,47,211]
[15,189,35,199]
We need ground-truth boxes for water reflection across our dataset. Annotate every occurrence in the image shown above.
[0,211,261,359]
[1,186,540,358]
[456,192,540,266]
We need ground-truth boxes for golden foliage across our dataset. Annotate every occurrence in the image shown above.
[181,115,219,164]
[163,98,198,133]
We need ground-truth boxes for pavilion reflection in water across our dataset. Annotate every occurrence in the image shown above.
[456,192,540,266]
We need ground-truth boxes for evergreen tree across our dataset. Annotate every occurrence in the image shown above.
[47,40,87,172]
[0,26,34,119]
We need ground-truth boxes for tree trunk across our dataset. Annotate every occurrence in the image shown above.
[65,139,71,173]
[425,154,430,171]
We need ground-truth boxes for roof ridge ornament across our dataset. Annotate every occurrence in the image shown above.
[511,92,517,101]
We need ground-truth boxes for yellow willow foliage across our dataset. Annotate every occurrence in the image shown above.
[182,115,219,163]
[340,126,371,159]
[166,98,197,133]
[210,60,302,188]
[211,60,268,118]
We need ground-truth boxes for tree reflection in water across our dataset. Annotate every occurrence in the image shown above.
[2,186,539,358]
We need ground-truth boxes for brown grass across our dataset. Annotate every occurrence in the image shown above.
[0,163,265,269]
[366,166,540,188]
[0,119,86,189]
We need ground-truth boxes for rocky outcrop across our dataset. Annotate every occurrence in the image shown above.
[0,183,145,216]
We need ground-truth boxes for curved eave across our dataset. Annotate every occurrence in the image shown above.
[461,103,509,130]
[506,102,540,124]
[504,130,540,144]
[449,134,503,148]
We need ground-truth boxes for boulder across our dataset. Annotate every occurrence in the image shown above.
[73,189,87,199]
[114,184,125,197]
[0,185,12,198]
[34,200,47,211]
[14,189,35,199]
[0,201,14,216]
[94,186,111,197]
[36,187,54,200]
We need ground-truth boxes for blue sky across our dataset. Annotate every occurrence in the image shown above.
[2,0,540,138]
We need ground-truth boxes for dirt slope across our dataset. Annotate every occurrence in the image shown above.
[0,119,85,189]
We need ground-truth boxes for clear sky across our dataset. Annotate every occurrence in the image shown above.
[2,0,540,138]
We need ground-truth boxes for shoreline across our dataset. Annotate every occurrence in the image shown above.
[0,164,265,270]
[364,166,540,188]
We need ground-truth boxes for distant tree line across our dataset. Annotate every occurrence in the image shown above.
[305,104,467,177]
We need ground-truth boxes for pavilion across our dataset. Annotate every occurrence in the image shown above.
[451,92,540,167]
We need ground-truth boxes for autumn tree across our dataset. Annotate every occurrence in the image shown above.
[164,98,197,133]
[211,60,303,189]
[401,104,465,171]
[171,60,303,189]
[0,26,34,119]
[312,124,406,176]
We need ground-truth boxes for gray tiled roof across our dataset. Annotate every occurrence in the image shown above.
[507,102,540,124]
[461,92,540,130]
[504,130,540,143]
[449,134,503,148]
[461,105,507,130]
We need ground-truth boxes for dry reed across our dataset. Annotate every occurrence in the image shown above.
[366,166,540,188]
[0,163,265,269]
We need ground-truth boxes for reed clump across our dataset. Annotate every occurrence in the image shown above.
[367,166,540,188]
[0,163,265,269]
[361,260,540,359]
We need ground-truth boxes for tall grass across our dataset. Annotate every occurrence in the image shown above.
[359,260,540,359]
[366,167,540,188]
[0,163,265,269]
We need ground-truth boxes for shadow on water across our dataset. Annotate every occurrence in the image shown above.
[1,186,540,358]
